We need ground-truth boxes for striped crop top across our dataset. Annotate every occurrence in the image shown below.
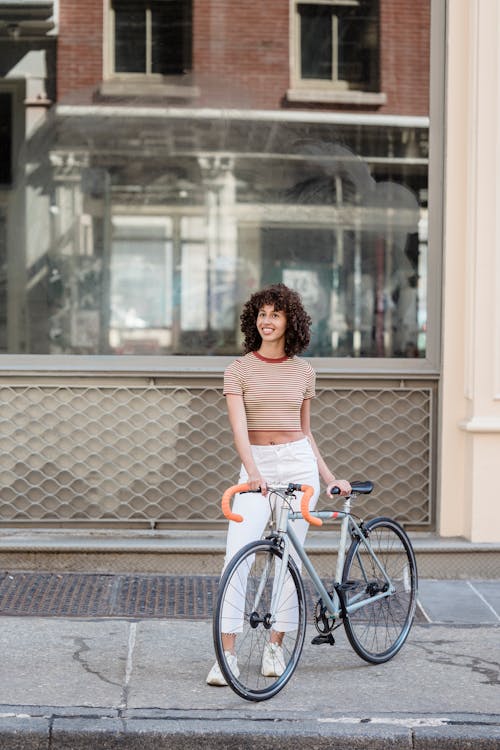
[223,351,316,431]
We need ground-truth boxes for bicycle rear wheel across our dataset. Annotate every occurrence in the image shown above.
[342,517,417,663]
[213,539,306,701]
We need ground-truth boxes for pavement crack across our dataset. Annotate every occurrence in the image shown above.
[411,640,500,686]
[69,637,121,687]
[465,655,500,686]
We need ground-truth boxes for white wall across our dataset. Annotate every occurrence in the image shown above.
[439,0,500,542]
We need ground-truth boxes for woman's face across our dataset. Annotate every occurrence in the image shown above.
[256,304,287,345]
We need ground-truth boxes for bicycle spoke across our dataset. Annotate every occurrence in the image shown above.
[213,540,306,701]
[342,518,417,663]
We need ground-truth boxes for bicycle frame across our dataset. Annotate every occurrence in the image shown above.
[271,492,395,622]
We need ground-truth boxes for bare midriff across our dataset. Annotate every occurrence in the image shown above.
[249,430,306,446]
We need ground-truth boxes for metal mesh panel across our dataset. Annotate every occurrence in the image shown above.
[314,388,433,525]
[0,382,433,527]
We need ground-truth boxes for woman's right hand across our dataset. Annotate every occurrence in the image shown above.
[247,471,267,495]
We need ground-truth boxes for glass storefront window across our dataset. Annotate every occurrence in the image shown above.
[1,0,433,361]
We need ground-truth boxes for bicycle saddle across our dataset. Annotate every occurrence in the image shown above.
[331,480,374,495]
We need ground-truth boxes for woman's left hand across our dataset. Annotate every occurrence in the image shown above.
[326,479,352,497]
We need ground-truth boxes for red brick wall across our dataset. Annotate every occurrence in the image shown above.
[379,0,430,115]
[57,0,103,102]
[193,0,289,109]
[56,0,429,114]
[192,0,429,114]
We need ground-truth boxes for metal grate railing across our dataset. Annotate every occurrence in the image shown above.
[0,382,434,528]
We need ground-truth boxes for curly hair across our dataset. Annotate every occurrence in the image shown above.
[240,283,311,357]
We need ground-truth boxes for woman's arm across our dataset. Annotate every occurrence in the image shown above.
[301,399,351,496]
[226,394,267,493]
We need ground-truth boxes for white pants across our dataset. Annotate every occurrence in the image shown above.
[221,437,320,633]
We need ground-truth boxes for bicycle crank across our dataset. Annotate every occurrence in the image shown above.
[312,597,336,646]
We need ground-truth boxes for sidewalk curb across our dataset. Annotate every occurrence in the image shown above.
[1,707,499,749]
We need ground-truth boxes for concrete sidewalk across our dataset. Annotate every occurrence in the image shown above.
[0,579,499,749]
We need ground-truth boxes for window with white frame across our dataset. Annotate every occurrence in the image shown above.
[294,0,379,92]
[110,0,192,76]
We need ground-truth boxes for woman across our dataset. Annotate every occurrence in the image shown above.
[207,283,351,686]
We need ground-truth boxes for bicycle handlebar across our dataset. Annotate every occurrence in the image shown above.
[221,480,374,526]
[221,483,320,526]
[299,484,321,526]
[221,483,251,522]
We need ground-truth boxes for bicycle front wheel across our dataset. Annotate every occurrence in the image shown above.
[342,517,418,664]
[213,539,306,701]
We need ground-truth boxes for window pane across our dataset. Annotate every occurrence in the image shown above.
[180,242,207,331]
[299,4,332,80]
[10,122,429,357]
[259,217,424,358]
[299,1,379,89]
[338,1,379,90]
[114,1,146,73]
[110,219,172,354]
[152,0,192,75]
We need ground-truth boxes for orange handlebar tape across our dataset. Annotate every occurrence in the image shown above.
[221,483,251,522]
[300,485,322,526]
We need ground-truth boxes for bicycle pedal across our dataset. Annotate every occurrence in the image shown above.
[311,633,335,646]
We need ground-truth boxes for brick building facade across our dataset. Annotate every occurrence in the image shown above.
[56,1,429,114]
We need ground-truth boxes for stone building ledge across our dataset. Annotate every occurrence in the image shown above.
[0,529,499,579]
[0,527,499,553]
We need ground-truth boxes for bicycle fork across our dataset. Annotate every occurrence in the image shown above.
[267,504,293,628]
[247,504,293,629]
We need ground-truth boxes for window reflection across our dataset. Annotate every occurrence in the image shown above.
[112,0,192,75]
[110,217,173,354]
[114,3,146,73]
[298,0,379,91]
[1,0,431,359]
[36,123,427,357]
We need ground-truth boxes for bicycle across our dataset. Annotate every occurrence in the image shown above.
[212,481,418,701]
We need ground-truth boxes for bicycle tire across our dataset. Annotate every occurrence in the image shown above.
[213,539,306,701]
[341,517,418,664]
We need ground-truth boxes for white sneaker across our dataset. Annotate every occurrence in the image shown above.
[261,642,286,677]
[206,652,239,686]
